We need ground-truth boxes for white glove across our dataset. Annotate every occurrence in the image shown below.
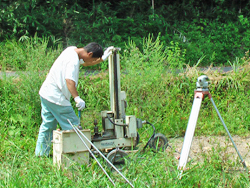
[74,96,85,110]
[102,46,114,61]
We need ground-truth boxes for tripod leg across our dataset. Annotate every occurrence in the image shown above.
[178,93,203,173]
[210,97,248,171]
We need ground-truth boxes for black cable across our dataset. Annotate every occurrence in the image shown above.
[141,122,193,161]
[107,115,128,127]
[143,121,156,150]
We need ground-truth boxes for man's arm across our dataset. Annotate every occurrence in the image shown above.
[66,79,78,98]
[66,79,85,110]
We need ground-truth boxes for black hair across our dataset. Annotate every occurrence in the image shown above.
[84,42,103,58]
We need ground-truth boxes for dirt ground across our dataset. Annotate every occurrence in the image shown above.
[166,135,250,170]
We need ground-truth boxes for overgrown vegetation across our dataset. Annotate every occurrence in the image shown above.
[0,36,250,187]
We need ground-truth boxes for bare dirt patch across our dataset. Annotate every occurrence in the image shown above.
[167,135,250,169]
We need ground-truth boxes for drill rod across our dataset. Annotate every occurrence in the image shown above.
[67,119,115,186]
[67,119,134,188]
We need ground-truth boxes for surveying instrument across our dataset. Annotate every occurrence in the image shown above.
[178,75,248,176]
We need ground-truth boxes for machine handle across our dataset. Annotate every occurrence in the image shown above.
[78,110,81,119]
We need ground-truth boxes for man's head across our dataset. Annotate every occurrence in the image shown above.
[77,42,103,66]
[84,42,103,58]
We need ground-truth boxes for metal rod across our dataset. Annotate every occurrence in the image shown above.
[209,97,248,171]
[74,122,134,188]
[67,119,134,188]
[67,119,115,186]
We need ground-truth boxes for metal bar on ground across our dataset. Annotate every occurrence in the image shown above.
[67,119,115,186]
[67,119,134,188]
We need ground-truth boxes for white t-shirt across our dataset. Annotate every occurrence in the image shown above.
[39,46,80,106]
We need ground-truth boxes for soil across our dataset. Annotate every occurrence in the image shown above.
[166,135,250,170]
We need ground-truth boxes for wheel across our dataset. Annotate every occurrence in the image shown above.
[149,133,168,151]
[106,149,129,171]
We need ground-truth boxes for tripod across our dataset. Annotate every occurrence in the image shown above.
[178,75,248,176]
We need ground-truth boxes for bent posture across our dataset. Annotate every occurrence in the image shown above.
[35,42,113,156]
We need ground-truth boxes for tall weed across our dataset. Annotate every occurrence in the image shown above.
[1,36,250,138]
[0,35,62,71]
[0,37,62,139]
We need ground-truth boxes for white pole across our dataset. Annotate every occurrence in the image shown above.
[178,93,203,174]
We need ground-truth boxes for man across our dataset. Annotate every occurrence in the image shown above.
[35,42,114,156]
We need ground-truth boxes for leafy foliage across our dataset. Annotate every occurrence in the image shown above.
[1,0,250,66]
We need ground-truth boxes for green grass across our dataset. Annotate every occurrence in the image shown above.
[1,139,249,187]
[0,36,250,187]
